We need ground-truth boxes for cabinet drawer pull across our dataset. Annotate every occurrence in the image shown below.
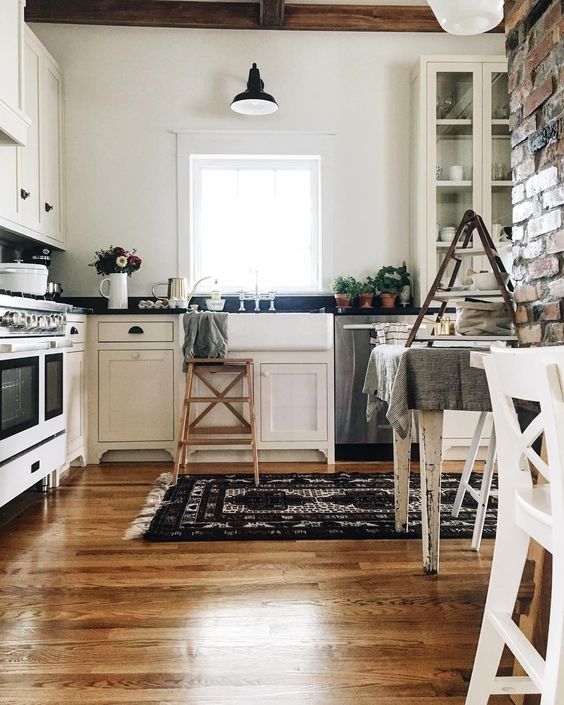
[70,326,79,335]
[45,202,54,212]
[128,326,144,334]
[131,352,140,359]
[20,188,31,200]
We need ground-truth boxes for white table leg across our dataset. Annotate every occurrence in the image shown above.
[418,410,443,575]
[393,411,412,533]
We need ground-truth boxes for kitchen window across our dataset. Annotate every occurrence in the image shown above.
[190,155,321,293]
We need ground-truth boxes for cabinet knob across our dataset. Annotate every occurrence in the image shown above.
[20,188,31,200]
[45,202,54,212]
[262,371,270,377]
[131,352,140,359]
[128,326,144,335]
[70,326,79,335]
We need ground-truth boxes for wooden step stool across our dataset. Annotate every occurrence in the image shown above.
[173,358,259,485]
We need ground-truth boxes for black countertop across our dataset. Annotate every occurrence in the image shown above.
[60,295,425,316]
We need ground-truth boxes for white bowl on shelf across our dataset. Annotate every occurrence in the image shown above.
[471,272,509,290]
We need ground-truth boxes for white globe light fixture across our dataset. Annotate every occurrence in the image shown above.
[231,63,278,116]
[428,0,503,35]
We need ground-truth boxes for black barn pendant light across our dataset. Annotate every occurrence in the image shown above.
[231,63,278,116]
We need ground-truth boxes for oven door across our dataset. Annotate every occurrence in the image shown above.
[0,343,67,463]
[0,356,40,443]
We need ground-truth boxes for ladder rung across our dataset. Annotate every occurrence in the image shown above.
[491,676,540,696]
[189,426,251,435]
[181,438,253,445]
[192,365,247,373]
[488,611,545,690]
[186,397,250,403]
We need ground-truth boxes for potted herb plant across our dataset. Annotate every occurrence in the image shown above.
[373,265,410,309]
[358,278,375,308]
[330,275,357,308]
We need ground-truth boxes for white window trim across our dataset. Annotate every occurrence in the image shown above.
[176,131,336,295]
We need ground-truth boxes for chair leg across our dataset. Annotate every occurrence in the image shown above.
[453,411,488,518]
[543,556,564,705]
[173,363,194,484]
[393,411,412,533]
[471,425,496,551]
[246,362,260,486]
[465,520,530,705]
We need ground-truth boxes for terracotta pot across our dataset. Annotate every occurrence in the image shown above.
[379,292,397,308]
[334,294,351,308]
[359,293,374,308]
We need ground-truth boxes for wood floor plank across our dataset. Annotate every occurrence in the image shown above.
[0,462,510,704]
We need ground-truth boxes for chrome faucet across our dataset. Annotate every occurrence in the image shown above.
[238,289,276,312]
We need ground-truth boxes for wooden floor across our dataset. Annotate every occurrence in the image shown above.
[0,462,511,705]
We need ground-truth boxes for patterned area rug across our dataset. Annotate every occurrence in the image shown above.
[141,472,497,542]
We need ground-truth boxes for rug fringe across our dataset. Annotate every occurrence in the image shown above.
[123,472,174,540]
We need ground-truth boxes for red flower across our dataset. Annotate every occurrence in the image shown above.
[114,247,126,256]
[128,255,141,266]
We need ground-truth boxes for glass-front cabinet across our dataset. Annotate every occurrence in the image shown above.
[410,57,510,304]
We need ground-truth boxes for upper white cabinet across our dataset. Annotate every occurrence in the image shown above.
[0,0,30,146]
[0,26,65,248]
[410,56,510,303]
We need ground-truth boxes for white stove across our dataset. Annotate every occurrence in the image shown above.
[0,292,70,506]
[0,291,68,339]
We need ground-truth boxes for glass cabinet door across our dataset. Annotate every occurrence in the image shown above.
[483,63,512,256]
[427,64,482,288]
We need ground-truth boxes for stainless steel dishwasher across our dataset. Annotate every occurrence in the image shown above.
[334,314,418,460]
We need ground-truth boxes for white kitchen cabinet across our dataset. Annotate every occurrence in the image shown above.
[88,315,184,463]
[260,363,328,442]
[410,55,510,304]
[40,55,64,244]
[0,27,65,248]
[98,349,175,443]
[19,31,42,232]
[0,0,30,146]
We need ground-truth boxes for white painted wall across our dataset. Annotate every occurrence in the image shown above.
[30,24,504,296]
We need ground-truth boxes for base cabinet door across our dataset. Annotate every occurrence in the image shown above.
[260,363,327,442]
[98,349,175,442]
[66,349,86,459]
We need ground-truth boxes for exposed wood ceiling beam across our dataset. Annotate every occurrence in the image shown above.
[260,0,285,28]
[24,0,504,32]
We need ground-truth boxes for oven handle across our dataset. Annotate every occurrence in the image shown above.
[0,341,52,354]
[0,340,73,354]
[342,324,377,330]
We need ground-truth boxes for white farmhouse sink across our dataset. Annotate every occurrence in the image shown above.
[228,313,333,351]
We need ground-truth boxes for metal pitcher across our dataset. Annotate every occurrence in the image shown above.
[152,277,189,300]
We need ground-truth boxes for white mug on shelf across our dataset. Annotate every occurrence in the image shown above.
[448,165,464,181]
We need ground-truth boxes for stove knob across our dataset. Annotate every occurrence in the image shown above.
[27,313,38,329]
[48,315,57,329]
[37,315,48,330]
[2,311,25,328]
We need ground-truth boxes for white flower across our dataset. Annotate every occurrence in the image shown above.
[116,255,128,268]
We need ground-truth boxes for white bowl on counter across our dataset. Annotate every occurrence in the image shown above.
[0,262,48,295]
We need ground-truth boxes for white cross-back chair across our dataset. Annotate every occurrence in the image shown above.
[466,343,564,705]
[452,410,497,551]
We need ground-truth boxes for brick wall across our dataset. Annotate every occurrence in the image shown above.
[506,0,564,345]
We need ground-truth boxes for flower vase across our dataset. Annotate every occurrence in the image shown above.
[99,272,128,309]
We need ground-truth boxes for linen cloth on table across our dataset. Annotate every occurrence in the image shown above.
[182,311,228,369]
[370,322,410,346]
[363,346,492,439]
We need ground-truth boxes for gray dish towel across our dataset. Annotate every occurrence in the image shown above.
[183,311,228,369]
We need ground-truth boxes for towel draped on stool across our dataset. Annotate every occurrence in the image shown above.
[182,311,228,368]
